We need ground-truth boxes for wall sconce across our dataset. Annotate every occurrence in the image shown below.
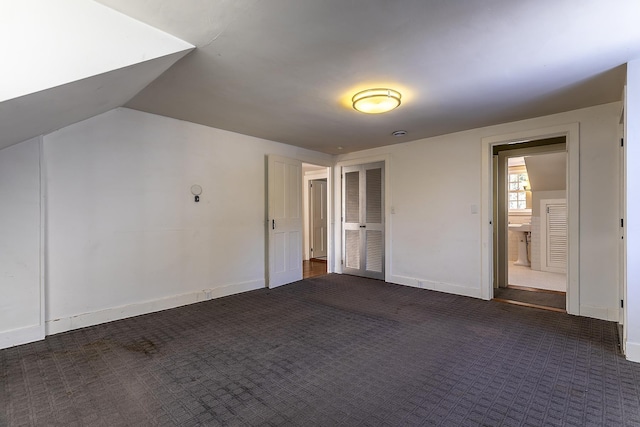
[190,184,202,202]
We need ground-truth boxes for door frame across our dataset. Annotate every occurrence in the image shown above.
[308,177,328,260]
[342,161,385,279]
[619,90,627,352]
[494,142,566,289]
[334,154,391,280]
[303,169,328,261]
[266,156,333,286]
[481,123,580,315]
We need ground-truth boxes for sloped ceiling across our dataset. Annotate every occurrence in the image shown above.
[0,0,193,150]
[525,152,567,192]
[95,0,640,154]
[3,1,640,154]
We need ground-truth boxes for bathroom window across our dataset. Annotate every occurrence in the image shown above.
[508,172,528,210]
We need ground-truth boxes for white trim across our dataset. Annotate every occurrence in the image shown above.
[621,85,627,355]
[38,136,47,343]
[579,304,619,322]
[626,341,640,363]
[46,279,264,335]
[0,325,44,350]
[334,154,391,279]
[481,123,580,314]
[388,274,482,299]
[304,169,328,179]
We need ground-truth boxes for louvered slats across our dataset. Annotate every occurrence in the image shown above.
[546,203,567,269]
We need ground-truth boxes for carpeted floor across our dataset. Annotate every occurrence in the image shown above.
[1,274,639,426]
[494,287,566,310]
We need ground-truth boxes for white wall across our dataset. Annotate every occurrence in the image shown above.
[626,59,640,362]
[336,102,622,319]
[0,137,43,347]
[0,100,626,348]
[42,108,332,335]
[532,190,566,217]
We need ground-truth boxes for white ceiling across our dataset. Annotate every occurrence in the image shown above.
[94,0,640,154]
[3,1,640,154]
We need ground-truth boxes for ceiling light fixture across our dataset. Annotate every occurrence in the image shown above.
[392,130,407,137]
[352,88,401,114]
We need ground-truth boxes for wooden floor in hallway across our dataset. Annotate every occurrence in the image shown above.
[303,258,327,279]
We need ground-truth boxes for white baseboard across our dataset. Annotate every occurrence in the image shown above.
[580,304,619,322]
[0,324,45,350]
[387,274,482,299]
[46,279,265,336]
[626,341,640,363]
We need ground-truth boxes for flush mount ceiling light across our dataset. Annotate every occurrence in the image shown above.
[352,88,401,114]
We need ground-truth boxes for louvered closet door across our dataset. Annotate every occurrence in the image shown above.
[342,162,384,279]
[541,199,567,273]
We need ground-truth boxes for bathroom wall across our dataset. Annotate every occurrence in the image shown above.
[507,214,531,261]
[530,189,567,271]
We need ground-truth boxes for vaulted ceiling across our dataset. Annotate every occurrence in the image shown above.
[3,1,640,154]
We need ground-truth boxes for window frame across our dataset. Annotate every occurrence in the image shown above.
[507,165,531,214]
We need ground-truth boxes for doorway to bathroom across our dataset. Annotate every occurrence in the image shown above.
[492,138,568,312]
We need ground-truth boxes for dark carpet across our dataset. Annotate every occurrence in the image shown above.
[494,287,566,310]
[1,274,639,426]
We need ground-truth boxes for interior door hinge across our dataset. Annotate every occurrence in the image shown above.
[621,299,624,308]
[341,259,343,265]
[621,218,624,228]
[621,138,624,147]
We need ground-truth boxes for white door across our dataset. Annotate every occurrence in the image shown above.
[342,162,385,280]
[268,155,302,288]
[541,199,567,273]
[310,179,327,258]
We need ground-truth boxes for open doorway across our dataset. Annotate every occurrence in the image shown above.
[492,138,568,312]
[302,163,329,278]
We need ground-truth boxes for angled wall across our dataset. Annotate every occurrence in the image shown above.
[0,0,193,150]
[1,0,192,103]
[42,108,332,335]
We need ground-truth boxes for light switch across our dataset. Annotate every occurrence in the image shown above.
[471,204,478,214]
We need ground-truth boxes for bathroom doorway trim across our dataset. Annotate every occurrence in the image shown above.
[480,123,580,315]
